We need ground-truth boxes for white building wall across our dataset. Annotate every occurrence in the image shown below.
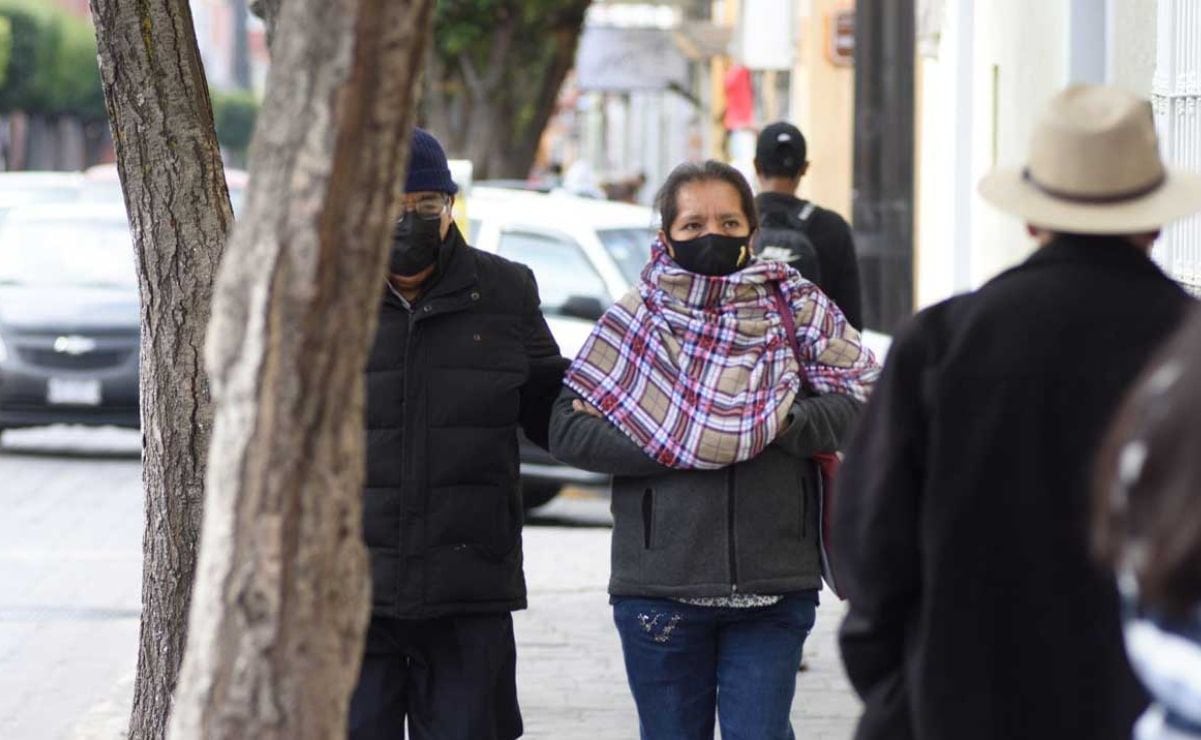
[1109,0,1160,94]
[968,0,1070,287]
[915,0,1071,306]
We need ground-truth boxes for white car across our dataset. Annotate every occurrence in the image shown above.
[463,187,657,507]
[0,172,85,216]
[467,186,658,359]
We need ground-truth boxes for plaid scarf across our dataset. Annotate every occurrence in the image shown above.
[565,240,877,470]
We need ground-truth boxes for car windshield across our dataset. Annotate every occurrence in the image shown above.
[0,216,136,289]
[0,185,80,209]
[597,228,655,285]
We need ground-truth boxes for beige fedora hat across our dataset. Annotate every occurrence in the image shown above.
[979,84,1201,234]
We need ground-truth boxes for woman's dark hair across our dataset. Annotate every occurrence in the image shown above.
[1094,306,1201,617]
[654,160,757,234]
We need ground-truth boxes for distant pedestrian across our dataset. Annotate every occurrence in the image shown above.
[833,84,1201,740]
[1096,307,1201,740]
[349,128,568,740]
[550,159,879,740]
[754,121,863,329]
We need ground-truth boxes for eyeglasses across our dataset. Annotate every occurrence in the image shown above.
[398,195,450,222]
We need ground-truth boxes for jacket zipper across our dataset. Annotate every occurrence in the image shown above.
[400,307,417,527]
[801,464,808,539]
[727,465,738,593]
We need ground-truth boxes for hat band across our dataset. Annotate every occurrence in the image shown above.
[1022,168,1166,204]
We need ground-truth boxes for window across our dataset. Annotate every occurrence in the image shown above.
[0,217,135,289]
[597,228,656,285]
[496,230,609,314]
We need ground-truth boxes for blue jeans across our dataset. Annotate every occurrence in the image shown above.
[612,592,818,740]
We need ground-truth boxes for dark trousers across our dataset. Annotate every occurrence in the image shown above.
[612,593,818,740]
[348,613,522,740]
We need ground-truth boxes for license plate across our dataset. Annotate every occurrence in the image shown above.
[47,378,102,406]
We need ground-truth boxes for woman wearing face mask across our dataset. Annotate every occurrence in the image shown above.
[549,160,879,739]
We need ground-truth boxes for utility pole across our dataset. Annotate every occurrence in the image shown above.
[851,0,915,333]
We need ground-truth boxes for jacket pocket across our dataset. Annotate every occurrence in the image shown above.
[641,488,655,549]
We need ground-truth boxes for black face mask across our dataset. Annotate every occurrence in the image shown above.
[667,233,752,276]
[389,215,443,276]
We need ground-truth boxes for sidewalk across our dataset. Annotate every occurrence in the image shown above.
[516,524,861,740]
[63,524,860,740]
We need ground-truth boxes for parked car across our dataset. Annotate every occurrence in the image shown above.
[0,205,140,436]
[464,187,658,507]
[81,163,249,215]
[0,172,85,217]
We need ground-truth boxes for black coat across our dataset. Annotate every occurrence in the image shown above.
[363,225,567,619]
[834,236,1193,740]
[756,192,863,329]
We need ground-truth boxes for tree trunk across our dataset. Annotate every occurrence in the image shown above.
[88,2,233,739]
[168,0,432,736]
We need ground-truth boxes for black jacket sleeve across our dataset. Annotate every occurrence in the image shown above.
[518,269,569,450]
[834,308,935,729]
[548,387,671,477]
[829,219,864,330]
[771,393,864,460]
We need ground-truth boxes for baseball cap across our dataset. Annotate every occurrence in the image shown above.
[755,122,807,176]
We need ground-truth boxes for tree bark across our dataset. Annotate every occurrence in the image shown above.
[88,3,233,739]
[168,0,432,736]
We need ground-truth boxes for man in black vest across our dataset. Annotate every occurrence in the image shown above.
[349,129,568,739]
[754,121,863,329]
[834,86,1201,740]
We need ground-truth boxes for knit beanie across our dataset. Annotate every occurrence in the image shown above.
[405,128,458,194]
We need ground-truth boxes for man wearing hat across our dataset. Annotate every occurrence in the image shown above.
[754,121,863,329]
[349,129,567,739]
[832,85,1201,740]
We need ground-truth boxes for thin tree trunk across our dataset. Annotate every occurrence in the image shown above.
[168,0,433,736]
[421,1,588,180]
[88,2,233,738]
[249,0,283,49]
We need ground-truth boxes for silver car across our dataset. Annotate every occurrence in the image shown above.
[0,205,140,436]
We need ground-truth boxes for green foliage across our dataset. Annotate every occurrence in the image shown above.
[434,0,586,61]
[428,0,591,176]
[211,88,259,156]
[0,0,105,121]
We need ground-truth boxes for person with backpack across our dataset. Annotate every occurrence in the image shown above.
[753,121,863,329]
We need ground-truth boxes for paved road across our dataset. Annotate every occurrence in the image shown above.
[0,426,860,740]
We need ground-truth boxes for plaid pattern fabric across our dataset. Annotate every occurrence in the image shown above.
[565,240,879,470]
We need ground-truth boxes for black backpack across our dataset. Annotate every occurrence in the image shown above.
[754,202,821,284]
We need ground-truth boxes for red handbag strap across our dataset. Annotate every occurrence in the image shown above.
[771,288,810,392]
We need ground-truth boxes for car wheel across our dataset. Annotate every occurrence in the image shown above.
[521,481,561,511]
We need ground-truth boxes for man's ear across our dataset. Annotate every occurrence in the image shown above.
[800,161,810,178]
